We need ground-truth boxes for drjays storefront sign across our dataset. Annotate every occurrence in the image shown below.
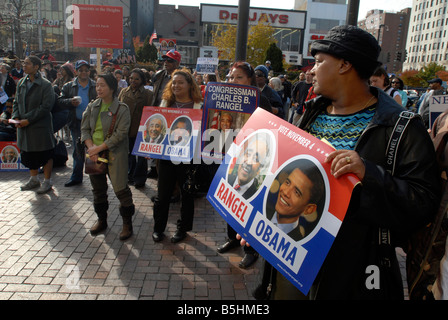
[200,4,306,29]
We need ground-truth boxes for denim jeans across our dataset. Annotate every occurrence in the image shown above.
[70,120,84,182]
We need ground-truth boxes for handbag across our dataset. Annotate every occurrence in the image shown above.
[84,105,120,175]
[84,152,108,175]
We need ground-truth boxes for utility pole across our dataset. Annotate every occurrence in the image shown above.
[346,0,359,26]
[235,0,250,61]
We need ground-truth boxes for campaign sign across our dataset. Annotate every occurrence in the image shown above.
[201,82,258,163]
[429,95,448,128]
[196,57,219,74]
[207,108,359,295]
[73,4,123,49]
[0,142,28,172]
[132,106,203,162]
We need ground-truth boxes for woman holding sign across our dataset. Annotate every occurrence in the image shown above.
[152,68,202,243]
[217,61,273,269]
[81,73,136,241]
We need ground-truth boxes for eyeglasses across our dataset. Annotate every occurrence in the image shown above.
[255,72,265,78]
[391,81,399,84]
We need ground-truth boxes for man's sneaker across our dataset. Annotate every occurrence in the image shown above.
[36,180,52,194]
[20,179,40,191]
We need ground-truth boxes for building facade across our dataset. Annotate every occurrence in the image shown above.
[153,4,201,67]
[404,0,448,71]
[295,0,348,70]
[199,4,306,66]
[1,0,154,61]
[358,8,411,73]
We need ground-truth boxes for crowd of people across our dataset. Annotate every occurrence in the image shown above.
[1,23,448,300]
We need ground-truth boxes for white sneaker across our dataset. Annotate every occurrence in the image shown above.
[20,179,40,191]
[36,180,52,194]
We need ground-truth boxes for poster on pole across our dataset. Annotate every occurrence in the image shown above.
[429,95,448,128]
[73,4,123,49]
[0,142,28,172]
[201,82,258,163]
[196,57,219,74]
[132,106,203,163]
[206,108,360,295]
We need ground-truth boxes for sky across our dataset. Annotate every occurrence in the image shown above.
[158,0,414,21]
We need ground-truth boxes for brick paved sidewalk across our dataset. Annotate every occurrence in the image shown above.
[0,150,408,301]
[0,154,259,300]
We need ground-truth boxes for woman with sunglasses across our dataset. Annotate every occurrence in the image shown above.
[81,73,135,241]
[152,68,203,243]
[390,76,408,108]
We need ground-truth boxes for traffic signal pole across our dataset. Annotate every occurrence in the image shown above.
[235,0,250,61]
[346,0,359,26]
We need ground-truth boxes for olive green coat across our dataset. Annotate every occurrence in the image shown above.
[12,72,55,152]
[80,97,130,192]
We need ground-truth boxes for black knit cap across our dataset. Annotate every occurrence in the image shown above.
[310,25,382,79]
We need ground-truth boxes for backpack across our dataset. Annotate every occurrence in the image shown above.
[405,109,448,300]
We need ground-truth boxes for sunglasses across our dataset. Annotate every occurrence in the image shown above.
[164,58,177,63]
[255,72,265,78]
[391,81,399,84]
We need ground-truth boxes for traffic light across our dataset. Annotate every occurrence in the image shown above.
[387,52,391,62]
[397,51,402,61]
[403,50,408,62]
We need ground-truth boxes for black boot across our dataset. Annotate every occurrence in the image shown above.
[90,202,108,235]
[119,204,135,241]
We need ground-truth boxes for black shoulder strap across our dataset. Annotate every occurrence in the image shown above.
[379,111,417,266]
[385,111,416,175]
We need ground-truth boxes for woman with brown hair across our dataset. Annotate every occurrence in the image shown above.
[152,68,202,243]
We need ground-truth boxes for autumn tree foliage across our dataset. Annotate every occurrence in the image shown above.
[212,21,278,68]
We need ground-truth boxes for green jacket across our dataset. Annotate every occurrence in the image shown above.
[12,72,55,152]
[80,97,130,192]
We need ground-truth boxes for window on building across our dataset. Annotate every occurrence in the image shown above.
[312,0,346,4]
[309,18,339,34]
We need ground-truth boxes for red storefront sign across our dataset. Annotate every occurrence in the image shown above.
[219,10,289,24]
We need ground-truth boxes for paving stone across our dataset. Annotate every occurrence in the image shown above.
[0,146,408,301]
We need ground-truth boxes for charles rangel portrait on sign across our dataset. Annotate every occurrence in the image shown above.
[226,131,275,200]
[207,107,359,295]
[265,157,326,242]
[1,145,19,164]
[143,114,167,144]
